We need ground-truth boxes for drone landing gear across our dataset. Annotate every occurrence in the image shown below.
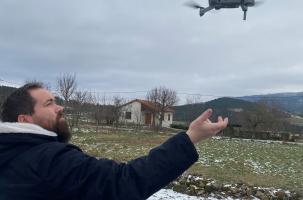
[241,4,248,20]
[243,10,247,20]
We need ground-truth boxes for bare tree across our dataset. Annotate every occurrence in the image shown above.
[90,94,123,132]
[56,74,77,130]
[90,93,107,133]
[69,90,89,131]
[96,96,125,127]
[112,96,125,126]
[146,86,178,130]
[57,73,77,105]
[133,110,142,130]
[158,87,177,128]
[146,87,160,129]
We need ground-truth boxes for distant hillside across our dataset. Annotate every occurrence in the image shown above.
[173,97,291,131]
[174,95,303,134]
[173,102,205,123]
[173,97,260,124]
[237,92,303,114]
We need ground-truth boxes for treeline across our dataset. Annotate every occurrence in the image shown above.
[0,86,16,106]
[173,97,303,140]
[0,74,180,132]
[55,74,126,132]
[56,74,179,132]
[221,127,301,142]
[1,76,302,140]
[0,78,125,131]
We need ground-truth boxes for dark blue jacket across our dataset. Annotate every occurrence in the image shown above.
[0,123,198,200]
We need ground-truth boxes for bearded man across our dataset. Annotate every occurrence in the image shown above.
[0,82,228,200]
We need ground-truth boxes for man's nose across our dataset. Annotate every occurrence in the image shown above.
[55,104,64,113]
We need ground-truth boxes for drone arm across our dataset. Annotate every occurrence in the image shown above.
[199,6,214,16]
[203,6,214,13]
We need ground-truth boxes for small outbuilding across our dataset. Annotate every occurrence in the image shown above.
[120,99,174,128]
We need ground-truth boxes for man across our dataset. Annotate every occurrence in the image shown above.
[0,82,228,200]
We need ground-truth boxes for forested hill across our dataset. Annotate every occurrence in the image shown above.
[173,97,290,126]
[237,92,303,114]
[0,85,17,105]
[173,97,259,123]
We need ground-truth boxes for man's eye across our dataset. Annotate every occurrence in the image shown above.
[46,101,53,106]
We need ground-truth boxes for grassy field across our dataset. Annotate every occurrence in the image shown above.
[289,115,303,126]
[71,128,303,191]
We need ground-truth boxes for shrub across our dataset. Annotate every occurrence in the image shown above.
[170,123,189,130]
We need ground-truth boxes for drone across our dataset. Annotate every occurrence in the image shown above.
[185,0,263,20]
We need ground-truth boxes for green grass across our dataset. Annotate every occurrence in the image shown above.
[71,129,303,191]
[194,138,303,189]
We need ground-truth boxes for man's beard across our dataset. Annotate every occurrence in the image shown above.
[54,111,71,143]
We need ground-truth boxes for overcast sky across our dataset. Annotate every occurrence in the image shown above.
[0,0,303,104]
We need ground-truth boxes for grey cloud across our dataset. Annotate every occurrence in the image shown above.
[1,0,303,103]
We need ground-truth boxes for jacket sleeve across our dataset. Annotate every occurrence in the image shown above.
[37,132,199,200]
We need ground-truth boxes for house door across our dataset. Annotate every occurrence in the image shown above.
[145,113,151,125]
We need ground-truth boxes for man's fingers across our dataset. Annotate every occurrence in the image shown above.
[224,117,229,124]
[218,116,223,122]
[223,117,229,128]
[211,118,229,132]
[196,109,212,122]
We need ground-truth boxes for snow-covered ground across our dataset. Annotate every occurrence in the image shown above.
[148,189,237,200]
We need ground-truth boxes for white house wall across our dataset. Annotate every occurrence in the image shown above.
[120,101,174,128]
[121,102,144,124]
[162,112,173,128]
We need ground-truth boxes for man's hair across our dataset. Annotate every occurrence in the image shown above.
[0,82,44,122]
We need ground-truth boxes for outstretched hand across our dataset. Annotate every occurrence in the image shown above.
[186,109,228,144]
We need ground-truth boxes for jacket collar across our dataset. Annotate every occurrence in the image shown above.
[0,122,57,137]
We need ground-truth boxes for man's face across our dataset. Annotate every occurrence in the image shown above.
[29,88,71,143]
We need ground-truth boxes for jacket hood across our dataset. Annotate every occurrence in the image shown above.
[0,123,58,168]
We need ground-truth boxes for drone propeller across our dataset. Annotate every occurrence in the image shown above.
[184,1,203,9]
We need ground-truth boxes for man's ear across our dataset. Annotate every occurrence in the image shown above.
[17,114,34,123]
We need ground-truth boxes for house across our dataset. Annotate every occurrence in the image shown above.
[120,99,174,128]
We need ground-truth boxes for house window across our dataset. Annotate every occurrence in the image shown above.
[126,112,131,120]
[168,114,171,121]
